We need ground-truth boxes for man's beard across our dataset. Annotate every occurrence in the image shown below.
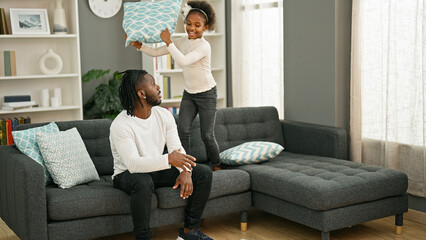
[146,93,161,106]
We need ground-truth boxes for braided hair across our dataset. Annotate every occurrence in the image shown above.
[119,69,148,117]
[187,0,216,31]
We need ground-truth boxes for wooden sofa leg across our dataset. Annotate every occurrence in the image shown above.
[395,213,403,235]
[321,231,330,240]
[240,211,248,231]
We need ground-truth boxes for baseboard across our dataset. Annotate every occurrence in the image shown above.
[406,209,426,225]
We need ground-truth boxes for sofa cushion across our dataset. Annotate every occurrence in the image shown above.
[46,176,158,221]
[37,128,100,189]
[16,119,114,176]
[220,141,284,165]
[237,152,408,211]
[12,121,59,184]
[187,107,285,163]
[155,169,250,209]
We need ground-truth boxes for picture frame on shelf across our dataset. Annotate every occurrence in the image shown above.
[9,8,50,35]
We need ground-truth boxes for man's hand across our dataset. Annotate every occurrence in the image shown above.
[173,171,193,199]
[168,149,196,172]
[125,33,142,49]
[160,28,172,46]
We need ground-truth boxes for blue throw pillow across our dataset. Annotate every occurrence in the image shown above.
[123,0,182,46]
[220,141,284,165]
[12,122,59,184]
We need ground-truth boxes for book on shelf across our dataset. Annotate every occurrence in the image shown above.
[3,101,36,107]
[4,95,31,102]
[24,116,31,124]
[0,50,17,76]
[0,119,5,145]
[0,8,9,35]
[18,117,24,125]
[12,117,18,130]
[167,54,172,69]
[1,104,38,111]
[5,119,12,145]
[163,76,171,99]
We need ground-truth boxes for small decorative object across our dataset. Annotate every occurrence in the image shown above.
[51,97,59,107]
[53,87,62,106]
[39,49,63,75]
[40,88,50,107]
[53,0,67,34]
[9,8,50,35]
[89,0,122,19]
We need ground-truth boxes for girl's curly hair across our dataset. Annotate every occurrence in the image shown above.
[187,0,216,31]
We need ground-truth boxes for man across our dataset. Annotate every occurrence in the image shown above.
[110,70,213,240]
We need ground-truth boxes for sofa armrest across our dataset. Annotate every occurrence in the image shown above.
[0,145,48,240]
[280,120,348,160]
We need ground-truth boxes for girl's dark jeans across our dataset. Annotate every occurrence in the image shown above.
[178,86,221,166]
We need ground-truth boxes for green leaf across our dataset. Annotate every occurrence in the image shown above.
[82,69,110,83]
[82,69,122,119]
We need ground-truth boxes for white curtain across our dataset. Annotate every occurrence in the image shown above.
[351,0,426,197]
[231,0,284,119]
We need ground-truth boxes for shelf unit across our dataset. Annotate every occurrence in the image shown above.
[0,0,82,123]
[142,0,227,109]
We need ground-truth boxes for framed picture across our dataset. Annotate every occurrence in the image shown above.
[9,8,50,35]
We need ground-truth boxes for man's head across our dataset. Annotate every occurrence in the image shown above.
[119,70,162,117]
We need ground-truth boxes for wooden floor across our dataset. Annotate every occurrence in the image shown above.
[1,209,426,240]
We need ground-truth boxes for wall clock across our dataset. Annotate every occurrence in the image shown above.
[89,0,123,18]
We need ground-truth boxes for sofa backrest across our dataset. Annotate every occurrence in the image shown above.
[179,106,285,163]
[15,119,113,176]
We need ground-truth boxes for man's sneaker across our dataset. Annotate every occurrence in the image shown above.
[176,228,213,240]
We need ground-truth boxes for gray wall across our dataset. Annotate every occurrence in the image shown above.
[78,0,141,104]
[283,0,351,130]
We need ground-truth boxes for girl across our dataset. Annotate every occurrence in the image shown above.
[129,1,221,171]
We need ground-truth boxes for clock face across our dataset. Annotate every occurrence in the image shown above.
[89,0,123,18]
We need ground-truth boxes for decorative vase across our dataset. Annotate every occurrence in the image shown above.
[39,49,63,75]
[40,88,50,107]
[53,0,67,34]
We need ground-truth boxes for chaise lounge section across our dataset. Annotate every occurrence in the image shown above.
[0,106,408,240]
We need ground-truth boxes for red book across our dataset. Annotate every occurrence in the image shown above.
[5,118,12,145]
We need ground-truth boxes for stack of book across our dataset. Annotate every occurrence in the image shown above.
[0,116,31,145]
[2,95,37,111]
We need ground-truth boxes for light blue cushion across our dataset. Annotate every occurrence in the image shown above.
[220,141,284,165]
[123,0,182,46]
[12,122,59,184]
[36,128,99,189]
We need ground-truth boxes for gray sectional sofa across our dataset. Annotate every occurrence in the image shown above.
[0,106,408,240]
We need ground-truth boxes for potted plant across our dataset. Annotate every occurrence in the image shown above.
[82,69,122,119]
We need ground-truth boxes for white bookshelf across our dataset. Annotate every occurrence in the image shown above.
[142,0,227,109]
[0,0,82,123]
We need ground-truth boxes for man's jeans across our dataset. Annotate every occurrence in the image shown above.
[178,86,221,166]
[113,165,213,240]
